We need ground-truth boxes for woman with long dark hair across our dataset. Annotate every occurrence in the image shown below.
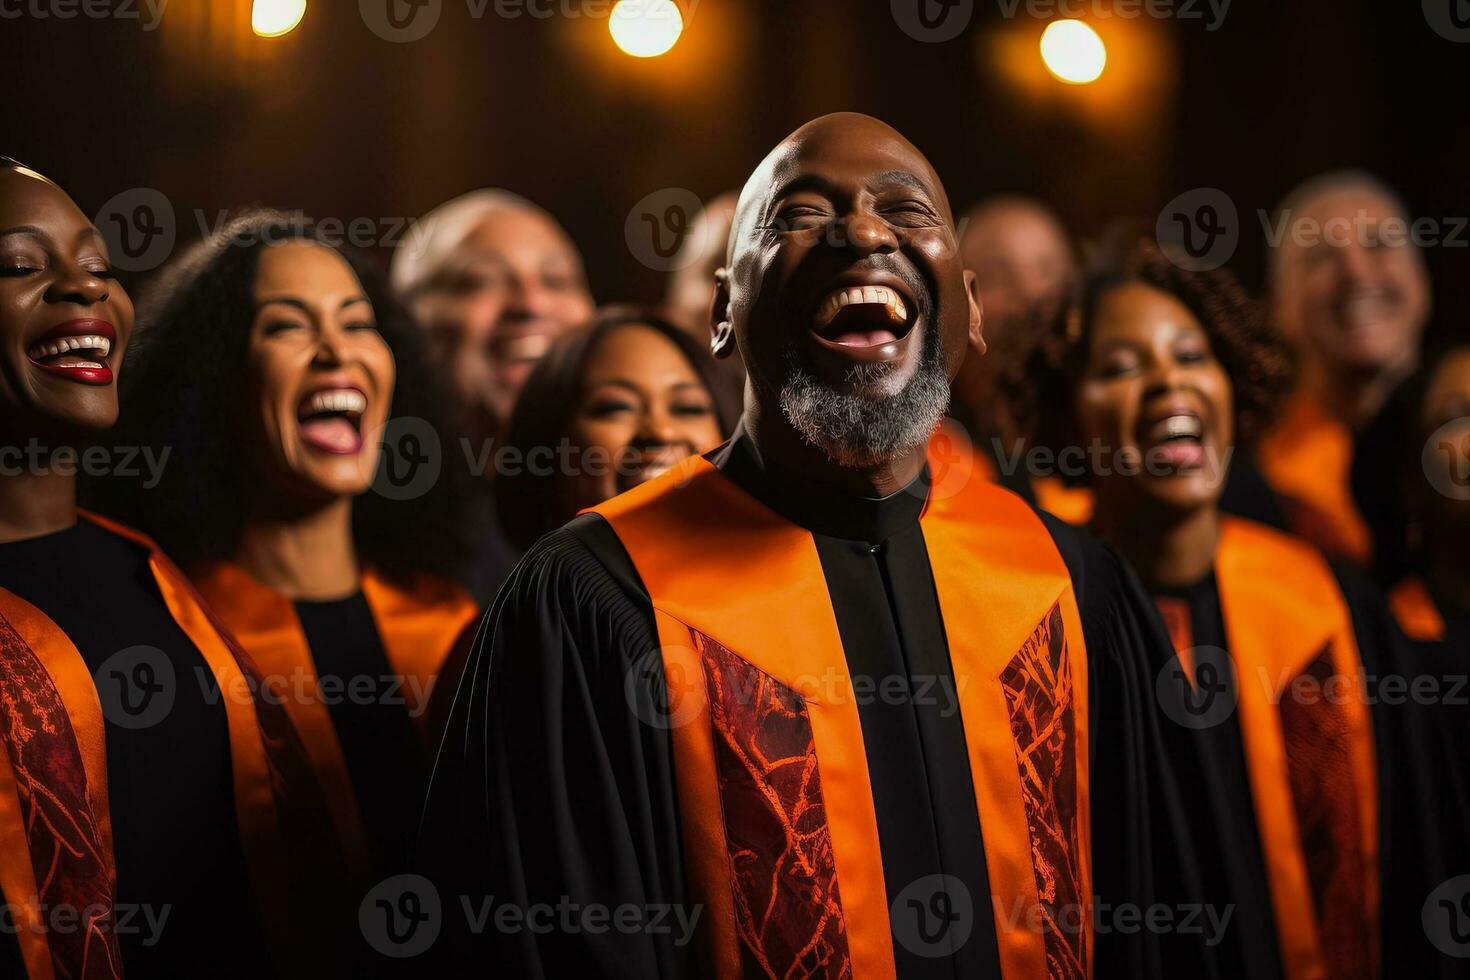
[96,209,480,896]
[494,305,737,553]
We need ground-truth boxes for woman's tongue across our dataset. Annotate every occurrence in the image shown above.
[300,416,362,455]
[1152,441,1205,469]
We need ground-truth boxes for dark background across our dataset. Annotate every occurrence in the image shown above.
[5,0,1469,339]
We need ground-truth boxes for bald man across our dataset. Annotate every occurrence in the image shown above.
[422,115,1229,979]
[1226,172,1430,566]
[391,190,596,446]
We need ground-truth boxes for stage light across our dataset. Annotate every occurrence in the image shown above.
[252,0,306,39]
[609,0,684,58]
[1040,19,1106,84]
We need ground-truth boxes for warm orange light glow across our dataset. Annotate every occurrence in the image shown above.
[1040,19,1106,84]
[609,0,684,58]
[252,0,306,38]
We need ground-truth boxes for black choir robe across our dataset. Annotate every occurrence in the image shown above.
[421,426,1237,979]
[1370,576,1470,977]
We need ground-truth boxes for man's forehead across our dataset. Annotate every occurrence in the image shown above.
[768,136,941,201]
[739,116,947,212]
[1295,186,1403,225]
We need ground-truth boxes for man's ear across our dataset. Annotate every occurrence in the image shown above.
[709,266,737,360]
[963,269,986,357]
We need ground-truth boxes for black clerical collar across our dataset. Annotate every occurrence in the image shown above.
[707,425,929,545]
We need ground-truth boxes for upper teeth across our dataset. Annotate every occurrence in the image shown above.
[815,285,909,327]
[307,389,366,415]
[1162,415,1203,439]
[29,335,111,360]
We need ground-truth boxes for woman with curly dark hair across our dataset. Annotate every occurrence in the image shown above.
[493,305,737,553]
[94,210,480,903]
[1010,233,1387,980]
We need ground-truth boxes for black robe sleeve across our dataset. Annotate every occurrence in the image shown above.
[418,514,691,979]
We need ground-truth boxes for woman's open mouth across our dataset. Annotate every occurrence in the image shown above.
[809,284,916,353]
[1139,409,1207,471]
[297,387,368,455]
[27,319,117,385]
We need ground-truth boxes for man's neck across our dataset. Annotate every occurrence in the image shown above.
[742,402,927,499]
[1301,353,1417,431]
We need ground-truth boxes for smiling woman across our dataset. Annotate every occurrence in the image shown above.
[494,304,736,553]
[0,163,349,979]
[1010,233,1399,979]
[90,208,482,967]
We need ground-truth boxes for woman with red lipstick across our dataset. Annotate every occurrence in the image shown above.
[0,164,342,978]
[494,305,736,553]
[1014,235,1385,980]
[97,210,480,960]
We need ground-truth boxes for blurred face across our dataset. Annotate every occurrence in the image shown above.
[666,194,736,337]
[723,114,981,467]
[247,243,395,504]
[561,323,723,512]
[1076,282,1234,515]
[1274,187,1429,379]
[961,203,1073,329]
[1416,349,1470,543]
[0,167,133,440]
[412,207,593,432]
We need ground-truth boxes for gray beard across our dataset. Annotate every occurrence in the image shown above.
[776,329,950,469]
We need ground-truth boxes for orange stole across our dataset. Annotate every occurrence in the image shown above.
[190,563,477,869]
[591,436,1091,980]
[1256,394,1372,566]
[1215,518,1379,980]
[0,512,309,980]
[1388,577,1445,643]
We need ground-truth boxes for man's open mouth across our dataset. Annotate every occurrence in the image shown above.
[810,283,916,351]
[297,387,368,455]
[27,319,117,385]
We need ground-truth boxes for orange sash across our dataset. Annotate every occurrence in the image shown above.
[0,513,318,979]
[1256,394,1372,566]
[1388,577,1445,643]
[1215,517,1379,980]
[592,433,1091,980]
[190,563,477,872]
